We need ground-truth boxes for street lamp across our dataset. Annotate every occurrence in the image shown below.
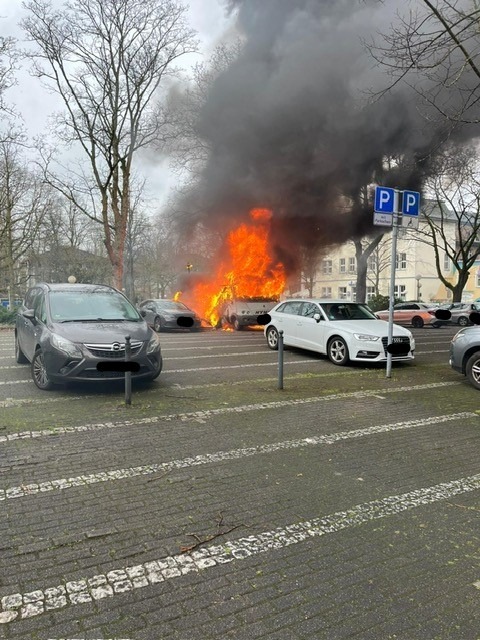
[415,274,422,300]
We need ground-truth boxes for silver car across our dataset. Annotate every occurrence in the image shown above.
[15,283,163,390]
[434,302,479,327]
[449,316,480,389]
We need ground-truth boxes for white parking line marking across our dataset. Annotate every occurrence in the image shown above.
[0,412,474,502]
[1,472,479,623]
[0,381,461,443]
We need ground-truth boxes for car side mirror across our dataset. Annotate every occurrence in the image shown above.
[139,309,147,317]
[313,313,322,323]
[22,308,36,321]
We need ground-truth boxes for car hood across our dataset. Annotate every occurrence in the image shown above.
[328,319,411,337]
[50,321,151,343]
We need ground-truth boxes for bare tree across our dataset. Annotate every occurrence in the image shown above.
[371,0,480,124]
[417,146,480,301]
[22,0,197,289]
[0,34,17,120]
[366,237,392,294]
[0,132,52,304]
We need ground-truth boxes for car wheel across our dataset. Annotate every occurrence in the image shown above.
[411,316,424,328]
[233,317,243,331]
[15,334,28,364]
[153,316,163,332]
[458,316,469,326]
[431,322,441,329]
[147,355,163,381]
[465,351,480,390]
[327,336,350,366]
[32,349,54,390]
[266,326,279,350]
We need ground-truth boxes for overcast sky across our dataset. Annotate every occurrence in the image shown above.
[0,0,235,209]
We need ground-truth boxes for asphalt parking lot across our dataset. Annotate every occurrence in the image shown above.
[0,324,479,640]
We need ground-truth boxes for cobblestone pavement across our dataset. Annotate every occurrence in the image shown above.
[0,326,479,640]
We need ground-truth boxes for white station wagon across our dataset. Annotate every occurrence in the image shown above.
[263,299,415,366]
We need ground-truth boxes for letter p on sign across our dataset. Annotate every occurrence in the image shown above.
[402,190,420,216]
[374,186,395,214]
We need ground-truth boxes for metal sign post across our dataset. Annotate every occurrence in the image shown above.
[386,207,399,379]
[374,186,420,378]
[125,335,132,405]
[278,330,284,390]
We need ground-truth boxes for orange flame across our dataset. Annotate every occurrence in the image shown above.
[181,208,285,327]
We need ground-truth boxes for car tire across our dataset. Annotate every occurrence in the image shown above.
[458,316,469,326]
[153,316,163,332]
[327,336,350,366]
[266,326,279,350]
[431,322,441,329]
[233,317,243,331]
[465,351,480,390]
[411,316,424,328]
[32,348,54,390]
[15,334,28,364]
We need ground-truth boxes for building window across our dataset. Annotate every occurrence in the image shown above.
[339,258,346,273]
[366,286,375,301]
[321,287,332,299]
[396,253,407,270]
[368,256,376,271]
[394,284,407,300]
[444,254,450,271]
[322,259,332,275]
[338,286,348,299]
[476,270,480,288]
[349,257,356,273]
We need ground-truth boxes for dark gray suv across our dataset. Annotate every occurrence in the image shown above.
[15,283,163,390]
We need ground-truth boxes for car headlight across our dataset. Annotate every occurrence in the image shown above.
[354,334,380,341]
[451,331,466,343]
[147,334,162,354]
[51,333,83,358]
[163,314,175,320]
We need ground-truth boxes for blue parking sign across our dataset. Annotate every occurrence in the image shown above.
[374,186,395,214]
[402,190,420,216]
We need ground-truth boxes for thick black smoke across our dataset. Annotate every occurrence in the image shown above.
[176,0,477,274]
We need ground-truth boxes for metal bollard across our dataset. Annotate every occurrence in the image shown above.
[125,335,132,405]
[278,329,284,390]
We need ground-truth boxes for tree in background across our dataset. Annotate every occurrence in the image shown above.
[373,0,480,125]
[23,0,197,289]
[417,146,480,302]
[0,131,53,305]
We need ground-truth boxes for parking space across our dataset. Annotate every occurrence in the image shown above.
[0,325,479,639]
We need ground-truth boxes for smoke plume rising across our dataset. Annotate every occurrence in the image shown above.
[175,0,478,276]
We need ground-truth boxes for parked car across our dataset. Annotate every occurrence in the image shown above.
[375,301,437,328]
[263,299,414,366]
[433,302,479,327]
[15,283,163,390]
[449,312,480,389]
[138,299,202,332]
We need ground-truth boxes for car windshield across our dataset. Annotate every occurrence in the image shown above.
[320,302,377,321]
[49,290,141,322]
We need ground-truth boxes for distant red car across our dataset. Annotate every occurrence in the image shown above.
[375,301,437,328]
